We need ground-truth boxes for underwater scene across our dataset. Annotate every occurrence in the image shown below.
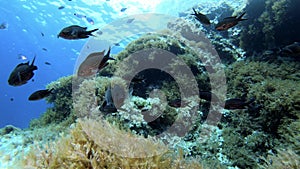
[0,0,299,168]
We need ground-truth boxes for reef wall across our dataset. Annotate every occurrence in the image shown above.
[240,0,300,55]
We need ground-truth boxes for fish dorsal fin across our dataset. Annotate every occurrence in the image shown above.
[31,55,36,66]
[237,12,246,20]
[104,46,111,58]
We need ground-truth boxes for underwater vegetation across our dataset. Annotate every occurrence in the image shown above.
[221,60,300,167]
[22,15,299,169]
[23,27,299,168]
[240,0,300,55]
[20,119,205,169]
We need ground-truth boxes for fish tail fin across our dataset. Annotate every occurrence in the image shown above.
[88,28,99,34]
[31,54,36,66]
[104,46,111,58]
[192,8,197,14]
[49,88,55,93]
[238,12,247,21]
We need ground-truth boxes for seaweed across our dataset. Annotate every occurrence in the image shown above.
[20,119,205,168]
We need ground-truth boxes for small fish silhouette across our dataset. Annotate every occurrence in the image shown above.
[120,7,127,12]
[28,89,54,101]
[58,25,98,40]
[85,17,94,25]
[215,12,247,31]
[44,62,51,65]
[224,98,255,110]
[99,86,117,113]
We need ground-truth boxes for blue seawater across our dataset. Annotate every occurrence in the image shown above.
[0,0,246,129]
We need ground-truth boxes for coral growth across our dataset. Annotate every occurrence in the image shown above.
[219,60,300,167]
[240,0,300,54]
[260,149,300,169]
[226,61,300,134]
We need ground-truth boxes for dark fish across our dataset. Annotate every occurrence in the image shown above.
[57,25,98,40]
[8,56,38,86]
[199,91,219,102]
[99,86,117,113]
[113,42,120,46]
[42,48,47,51]
[0,22,8,29]
[279,42,300,57]
[127,18,135,23]
[224,98,255,110]
[77,47,114,77]
[28,89,54,101]
[44,61,51,65]
[168,99,181,108]
[58,6,65,10]
[215,12,247,31]
[10,98,14,101]
[41,32,44,36]
[191,8,210,25]
[120,8,127,12]
[168,99,189,108]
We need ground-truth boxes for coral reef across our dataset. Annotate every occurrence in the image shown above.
[10,4,299,168]
[239,0,300,55]
[259,149,300,169]
[0,124,66,168]
[226,61,300,134]
[219,60,300,167]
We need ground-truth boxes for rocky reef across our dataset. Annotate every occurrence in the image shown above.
[239,0,300,55]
